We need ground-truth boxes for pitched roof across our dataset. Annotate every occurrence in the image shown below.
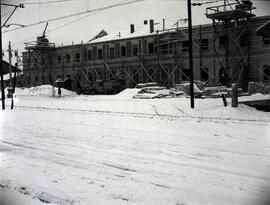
[89,21,176,44]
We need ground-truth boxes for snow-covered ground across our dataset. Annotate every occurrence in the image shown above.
[0,85,270,205]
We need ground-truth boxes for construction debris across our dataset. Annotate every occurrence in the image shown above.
[248,82,270,95]
[135,82,158,89]
[133,83,183,99]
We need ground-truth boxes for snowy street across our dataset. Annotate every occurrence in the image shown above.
[0,87,270,205]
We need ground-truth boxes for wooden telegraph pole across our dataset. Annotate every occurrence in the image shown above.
[0,2,24,109]
[188,0,195,108]
[0,0,5,110]
[7,41,13,98]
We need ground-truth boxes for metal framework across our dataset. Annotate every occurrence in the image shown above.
[206,0,256,90]
[24,37,55,86]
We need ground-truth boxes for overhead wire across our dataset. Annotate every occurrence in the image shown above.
[3,0,145,33]
[23,0,75,5]
[4,0,135,48]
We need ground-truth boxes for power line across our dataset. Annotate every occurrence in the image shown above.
[3,0,145,33]
[23,0,75,5]
[4,1,132,48]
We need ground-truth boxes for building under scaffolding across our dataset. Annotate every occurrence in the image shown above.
[22,1,270,91]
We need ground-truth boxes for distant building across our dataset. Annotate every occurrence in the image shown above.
[22,14,270,90]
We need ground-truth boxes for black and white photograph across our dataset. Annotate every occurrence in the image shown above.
[0,0,270,204]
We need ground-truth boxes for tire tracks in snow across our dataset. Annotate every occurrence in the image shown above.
[12,105,270,125]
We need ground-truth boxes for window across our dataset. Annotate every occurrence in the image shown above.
[182,40,189,51]
[98,49,103,60]
[121,46,126,57]
[219,35,227,46]
[162,43,168,54]
[169,42,176,53]
[263,35,270,45]
[201,67,209,81]
[200,39,209,50]
[87,50,92,60]
[110,47,115,59]
[133,45,138,56]
[75,53,80,62]
[263,65,270,80]
[240,32,248,47]
[57,55,62,64]
[182,69,191,81]
[148,43,154,54]
[65,54,71,64]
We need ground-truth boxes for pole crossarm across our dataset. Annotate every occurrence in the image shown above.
[1,3,24,28]
[0,3,24,8]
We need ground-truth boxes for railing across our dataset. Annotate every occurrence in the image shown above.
[25,41,55,49]
[206,2,256,16]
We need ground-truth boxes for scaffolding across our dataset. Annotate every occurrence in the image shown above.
[206,0,256,90]
[24,36,55,86]
[24,23,55,87]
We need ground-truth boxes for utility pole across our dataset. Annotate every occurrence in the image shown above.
[7,41,13,98]
[188,0,195,108]
[0,0,5,110]
[0,2,24,109]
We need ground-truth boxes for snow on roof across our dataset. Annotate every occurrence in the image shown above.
[89,21,177,44]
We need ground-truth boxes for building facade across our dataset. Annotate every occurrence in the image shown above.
[22,14,270,91]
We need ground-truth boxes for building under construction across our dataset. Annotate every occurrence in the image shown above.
[22,1,270,92]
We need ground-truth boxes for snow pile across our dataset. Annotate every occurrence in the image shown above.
[114,88,141,99]
[13,85,77,97]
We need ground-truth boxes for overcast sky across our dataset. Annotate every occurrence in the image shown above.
[1,0,270,61]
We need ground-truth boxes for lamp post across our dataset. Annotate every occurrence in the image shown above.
[188,0,195,108]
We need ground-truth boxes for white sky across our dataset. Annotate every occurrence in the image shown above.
[1,0,270,61]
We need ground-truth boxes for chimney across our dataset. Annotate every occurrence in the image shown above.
[163,18,165,30]
[149,19,154,33]
[144,20,148,25]
[130,24,135,34]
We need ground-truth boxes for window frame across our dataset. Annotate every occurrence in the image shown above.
[75,52,81,63]
[182,40,189,52]
[148,42,154,54]
[121,46,126,57]
[133,44,138,56]
[65,54,71,64]
[110,47,115,59]
[200,39,209,50]
[98,48,103,60]
[87,50,92,60]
